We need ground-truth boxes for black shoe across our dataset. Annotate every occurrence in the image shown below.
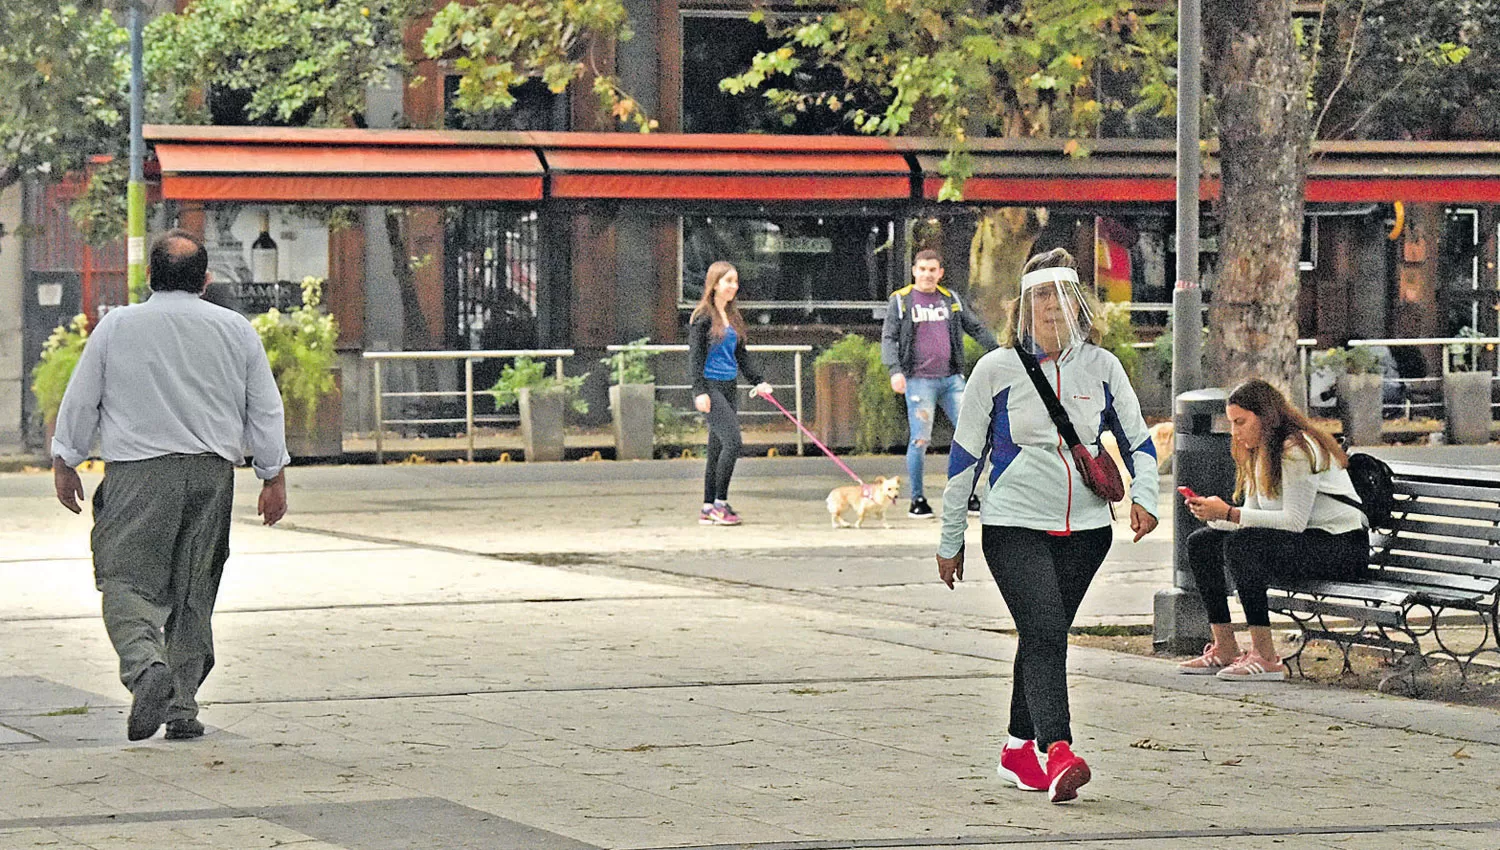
[908,496,935,518]
[165,718,205,740]
[127,663,172,741]
[968,494,982,516]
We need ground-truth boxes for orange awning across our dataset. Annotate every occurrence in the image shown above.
[153,139,544,203]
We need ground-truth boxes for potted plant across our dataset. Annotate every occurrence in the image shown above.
[251,277,341,458]
[29,314,91,447]
[489,356,587,462]
[601,338,658,460]
[1312,346,1383,446]
[1444,327,1494,445]
[813,335,868,449]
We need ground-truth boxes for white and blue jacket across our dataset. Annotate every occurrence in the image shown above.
[938,343,1160,558]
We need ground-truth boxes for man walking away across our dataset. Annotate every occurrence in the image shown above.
[51,230,290,742]
[881,249,999,518]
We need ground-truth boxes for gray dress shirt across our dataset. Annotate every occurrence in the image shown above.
[51,290,290,480]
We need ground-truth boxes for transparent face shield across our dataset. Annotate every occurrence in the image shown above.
[1017,266,1096,355]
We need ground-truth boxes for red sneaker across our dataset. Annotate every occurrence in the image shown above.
[996,740,1048,791]
[1043,741,1091,803]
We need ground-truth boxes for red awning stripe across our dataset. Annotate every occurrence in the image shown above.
[162,175,546,204]
[1306,178,1500,203]
[154,142,545,202]
[544,150,912,201]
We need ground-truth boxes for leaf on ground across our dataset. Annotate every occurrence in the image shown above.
[1452,747,1471,759]
[1130,738,1191,752]
[1219,758,1243,766]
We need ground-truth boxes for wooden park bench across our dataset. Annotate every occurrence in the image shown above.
[1267,460,1500,691]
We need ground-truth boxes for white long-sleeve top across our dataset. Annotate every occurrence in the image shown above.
[939,343,1160,559]
[1209,434,1365,534]
[51,290,290,480]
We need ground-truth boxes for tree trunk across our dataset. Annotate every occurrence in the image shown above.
[383,207,432,352]
[968,207,1045,332]
[1203,0,1311,391]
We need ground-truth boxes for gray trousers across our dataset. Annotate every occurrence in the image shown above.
[91,454,234,721]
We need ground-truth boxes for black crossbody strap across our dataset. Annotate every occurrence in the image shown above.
[1329,493,1364,511]
[1015,346,1083,449]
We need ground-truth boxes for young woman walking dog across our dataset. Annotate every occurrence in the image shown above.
[688,261,772,526]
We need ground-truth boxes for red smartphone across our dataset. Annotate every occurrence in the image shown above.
[1177,486,1199,500]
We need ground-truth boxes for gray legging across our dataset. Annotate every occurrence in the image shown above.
[703,379,741,503]
[983,524,1113,752]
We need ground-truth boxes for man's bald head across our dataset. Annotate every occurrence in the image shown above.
[149,230,209,293]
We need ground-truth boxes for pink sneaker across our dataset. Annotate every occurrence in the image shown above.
[996,740,1048,791]
[1178,643,1236,675]
[707,504,741,526]
[1215,652,1288,681]
[699,507,714,525]
[1043,741,1091,803]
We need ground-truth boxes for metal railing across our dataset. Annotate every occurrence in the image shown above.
[1345,337,1500,416]
[604,343,813,455]
[1125,335,1499,418]
[362,349,575,463]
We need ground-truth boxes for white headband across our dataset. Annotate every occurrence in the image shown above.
[1020,267,1080,291]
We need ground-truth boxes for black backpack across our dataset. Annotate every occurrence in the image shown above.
[1331,452,1396,529]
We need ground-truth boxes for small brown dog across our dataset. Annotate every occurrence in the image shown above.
[827,475,902,529]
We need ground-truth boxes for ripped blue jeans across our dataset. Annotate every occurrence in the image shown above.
[904,374,965,500]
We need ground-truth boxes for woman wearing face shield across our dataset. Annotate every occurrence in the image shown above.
[935,248,1161,803]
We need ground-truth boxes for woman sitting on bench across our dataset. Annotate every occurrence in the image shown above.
[1178,379,1369,681]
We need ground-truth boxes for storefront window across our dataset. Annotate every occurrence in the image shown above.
[681,215,894,307]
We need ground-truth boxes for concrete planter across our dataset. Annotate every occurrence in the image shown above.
[814,361,860,449]
[1336,373,1384,446]
[285,367,343,459]
[519,386,566,462]
[1444,371,1494,445]
[609,383,655,460]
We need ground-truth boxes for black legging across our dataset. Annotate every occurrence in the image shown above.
[1186,527,1368,627]
[983,524,1113,752]
[702,379,741,503]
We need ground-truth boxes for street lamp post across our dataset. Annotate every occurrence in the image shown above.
[1152,0,1213,654]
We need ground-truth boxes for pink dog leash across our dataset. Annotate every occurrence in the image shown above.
[759,391,868,490]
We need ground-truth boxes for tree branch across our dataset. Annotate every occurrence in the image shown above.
[1311,0,1366,142]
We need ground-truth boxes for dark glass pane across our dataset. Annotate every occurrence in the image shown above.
[1439,208,1480,335]
[681,15,878,135]
[444,76,567,132]
[682,215,892,304]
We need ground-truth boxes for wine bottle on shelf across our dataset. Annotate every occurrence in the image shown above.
[250,211,279,285]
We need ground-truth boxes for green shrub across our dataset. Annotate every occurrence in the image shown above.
[488,356,589,415]
[962,335,987,377]
[653,401,692,450]
[600,337,658,384]
[814,333,873,369]
[30,314,91,428]
[1098,301,1141,382]
[251,277,340,430]
[856,351,908,453]
[1311,346,1381,376]
[1448,326,1485,373]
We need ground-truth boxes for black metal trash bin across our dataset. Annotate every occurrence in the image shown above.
[1153,387,1238,653]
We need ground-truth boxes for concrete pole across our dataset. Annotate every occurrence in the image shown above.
[127,1,146,303]
[1172,0,1204,399]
